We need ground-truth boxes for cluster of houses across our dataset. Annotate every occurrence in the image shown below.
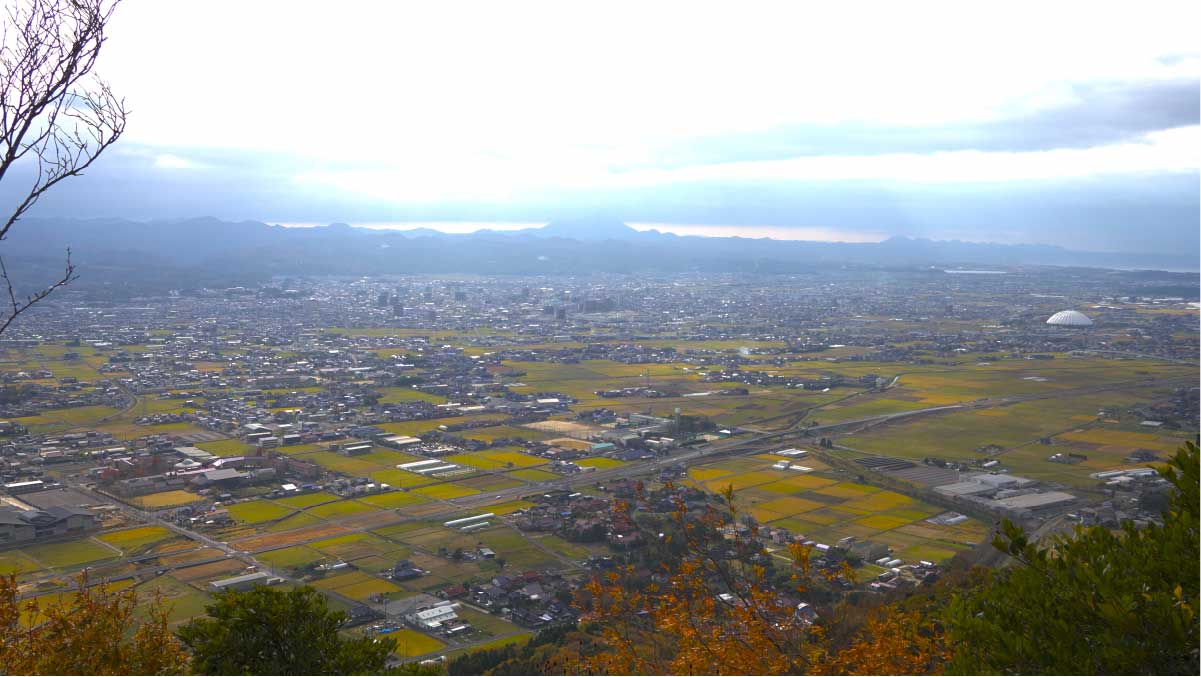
[443,569,579,629]
[0,376,129,419]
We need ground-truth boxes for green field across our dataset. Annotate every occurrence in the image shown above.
[841,384,1189,487]
[196,438,255,457]
[20,538,117,569]
[411,483,480,500]
[444,449,546,470]
[97,526,177,553]
[306,500,376,519]
[507,468,561,482]
[258,545,326,570]
[0,551,43,576]
[274,491,341,509]
[226,500,294,524]
[358,491,431,509]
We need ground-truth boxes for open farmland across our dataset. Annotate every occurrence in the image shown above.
[131,490,206,509]
[19,538,118,570]
[97,526,178,553]
[840,384,1192,488]
[685,454,986,564]
[443,449,546,470]
[1,268,1193,660]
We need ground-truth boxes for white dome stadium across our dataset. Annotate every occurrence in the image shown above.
[1046,310,1094,327]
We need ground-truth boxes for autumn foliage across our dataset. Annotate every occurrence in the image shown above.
[812,607,950,675]
[568,484,924,675]
[0,572,187,675]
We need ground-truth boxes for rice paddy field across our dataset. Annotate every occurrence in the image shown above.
[382,628,447,658]
[97,526,180,553]
[684,454,987,564]
[195,438,256,457]
[754,355,1194,427]
[840,382,1196,488]
[444,448,547,470]
[12,537,119,571]
[131,490,207,509]
[2,332,1194,655]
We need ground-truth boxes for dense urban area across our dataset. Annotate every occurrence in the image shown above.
[2,267,1197,665]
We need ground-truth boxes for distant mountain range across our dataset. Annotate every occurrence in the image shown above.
[2,217,1197,296]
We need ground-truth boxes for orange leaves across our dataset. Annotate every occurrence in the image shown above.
[575,486,826,675]
[572,484,954,675]
[814,606,951,676]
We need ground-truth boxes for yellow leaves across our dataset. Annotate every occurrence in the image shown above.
[787,541,813,575]
[0,572,187,675]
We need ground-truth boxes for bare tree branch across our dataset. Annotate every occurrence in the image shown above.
[0,245,74,334]
[0,0,124,336]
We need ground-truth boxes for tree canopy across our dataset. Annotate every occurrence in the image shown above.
[177,585,395,675]
[944,441,1200,674]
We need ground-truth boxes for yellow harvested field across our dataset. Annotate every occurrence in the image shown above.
[132,490,205,509]
[755,496,826,516]
[312,571,373,591]
[576,457,624,469]
[336,577,403,600]
[386,628,446,657]
[855,514,912,531]
[774,474,841,490]
[1059,428,1182,452]
[97,526,175,551]
[689,467,733,482]
[843,491,914,512]
[545,437,593,451]
[813,482,880,499]
[704,470,782,491]
[796,508,861,525]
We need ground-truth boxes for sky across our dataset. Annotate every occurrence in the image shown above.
[12,0,1201,253]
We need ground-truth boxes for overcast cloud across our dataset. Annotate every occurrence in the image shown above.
[8,0,1199,254]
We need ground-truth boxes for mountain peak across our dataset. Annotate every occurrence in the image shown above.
[535,218,639,240]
